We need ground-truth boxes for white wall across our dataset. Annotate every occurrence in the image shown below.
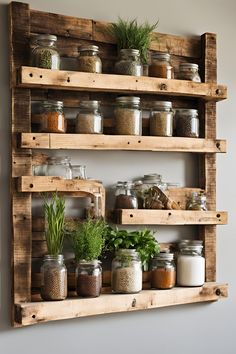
[0,0,235,353]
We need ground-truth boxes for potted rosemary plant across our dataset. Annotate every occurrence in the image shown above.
[108,17,158,76]
[71,218,108,297]
[41,193,67,301]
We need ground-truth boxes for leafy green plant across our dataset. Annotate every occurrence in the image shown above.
[104,227,160,269]
[71,218,108,261]
[43,193,65,256]
[107,17,159,64]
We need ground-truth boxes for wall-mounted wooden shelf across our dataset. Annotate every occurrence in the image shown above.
[20,133,227,153]
[18,66,227,101]
[15,282,228,326]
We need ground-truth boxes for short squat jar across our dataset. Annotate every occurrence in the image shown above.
[115,49,142,76]
[46,156,72,179]
[187,192,207,211]
[112,249,142,294]
[76,100,103,134]
[77,45,102,73]
[39,100,66,133]
[150,101,173,136]
[177,240,205,287]
[151,252,176,289]
[175,108,199,138]
[178,63,201,82]
[114,96,142,135]
[31,34,60,70]
[149,52,174,79]
[76,260,102,297]
[115,181,138,209]
[40,255,67,301]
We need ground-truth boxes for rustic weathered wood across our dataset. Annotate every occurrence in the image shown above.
[18,66,227,101]
[20,133,226,153]
[114,209,227,225]
[15,282,228,326]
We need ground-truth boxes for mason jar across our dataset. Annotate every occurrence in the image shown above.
[76,260,102,297]
[77,45,102,73]
[115,49,142,76]
[39,100,66,133]
[187,192,207,211]
[115,181,138,209]
[40,254,67,301]
[175,108,199,138]
[178,63,201,82]
[114,96,142,135]
[177,240,205,286]
[134,174,166,209]
[151,252,176,289]
[149,52,174,79]
[76,100,103,134]
[46,156,72,179]
[31,34,60,69]
[150,101,173,136]
[112,249,142,294]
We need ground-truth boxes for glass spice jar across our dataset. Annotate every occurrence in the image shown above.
[71,165,87,179]
[115,49,143,76]
[134,174,166,209]
[46,156,72,179]
[31,34,60,70]
[76,100,103,134]
[76,260,102,297]
[175,108,199,138]
[40,254,67,301]
[39,100,66,133]
[178,63,201,82]
[151,252,176,289]
[150,101,173,136]
[115,181,138,209]
[177,240,205,286]
[112,249,142,294]
[77,45,102,73]
[149,52,174,79]
[187,192,207,211]
[114,96,142,135]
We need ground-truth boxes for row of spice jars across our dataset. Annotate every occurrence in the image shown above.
[30,35,201,82]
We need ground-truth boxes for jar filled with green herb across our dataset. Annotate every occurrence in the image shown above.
[31,34,60,70]
[115,49,142,76]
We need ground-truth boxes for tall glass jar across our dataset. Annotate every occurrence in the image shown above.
[31,34,60,69]
[75,100,103,134]
[187,192,207,211]
[112,249,142,294]
[175,108,199,138]
[150,101,173,136]
[77,45,102,73]
[115,49,143,76]
[177,240,205,286]
[151,252,176,289]
[76,260,102,297]
[149,52,173,79]
[178,63,201,82]
[46,156,72,179]
[39,100,66,133]
[114,96,142,135]
[115,181,138,209]
[40,255,67,301]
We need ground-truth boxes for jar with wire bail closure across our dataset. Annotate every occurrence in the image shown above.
[76,100,103,134]
[150,101,173,136]
[77,45,102,73]
[31,34,60,69]
[151,251,176,289]
[115,49,143,76]
[178,63,201,82]
[114,96,142,135]
[149,52,174,79]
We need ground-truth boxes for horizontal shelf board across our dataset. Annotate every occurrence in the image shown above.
[15,282,228,326]
[18,176,104,194]
[18,66,227,101]
[113,209,228,225]
[21,133,227,153]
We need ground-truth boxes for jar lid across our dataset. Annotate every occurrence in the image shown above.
[44,254,64,261]
[179,63,199,70]
[152,101,172,110]
[179,240,203,251]
[175,108,198,117]
[116,249,138,256]
[78,259,101,266]
[78,45,99,52]
[152,52,170,61]
[33,34,57,42]
[153,252,174,261]
[143,173,162,182]
[120,48,140,56]
[116,96,140,104]
[42,100,63,108]
[79,100,100,109]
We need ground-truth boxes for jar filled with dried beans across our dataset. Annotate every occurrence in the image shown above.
[175,108,199,138]
[77,45,102,73]
[178,63,201,82]
[76,260,102,297]
[31,34,60,70]
[150,101,173,136]
[114,96,142,135]
[149,52,173,79]
[76,100,103,134]
[151,252,176,289]
[39,100,66,133]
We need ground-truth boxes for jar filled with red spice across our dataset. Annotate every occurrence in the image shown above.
[151,252,176,289]
[40,100,66,133]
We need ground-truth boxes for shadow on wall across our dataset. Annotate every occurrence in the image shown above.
[0,3,12,331]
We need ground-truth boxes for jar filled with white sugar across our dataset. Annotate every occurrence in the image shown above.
[177,240,205,286]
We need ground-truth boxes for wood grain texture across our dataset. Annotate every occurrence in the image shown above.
[18,66,227,101]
